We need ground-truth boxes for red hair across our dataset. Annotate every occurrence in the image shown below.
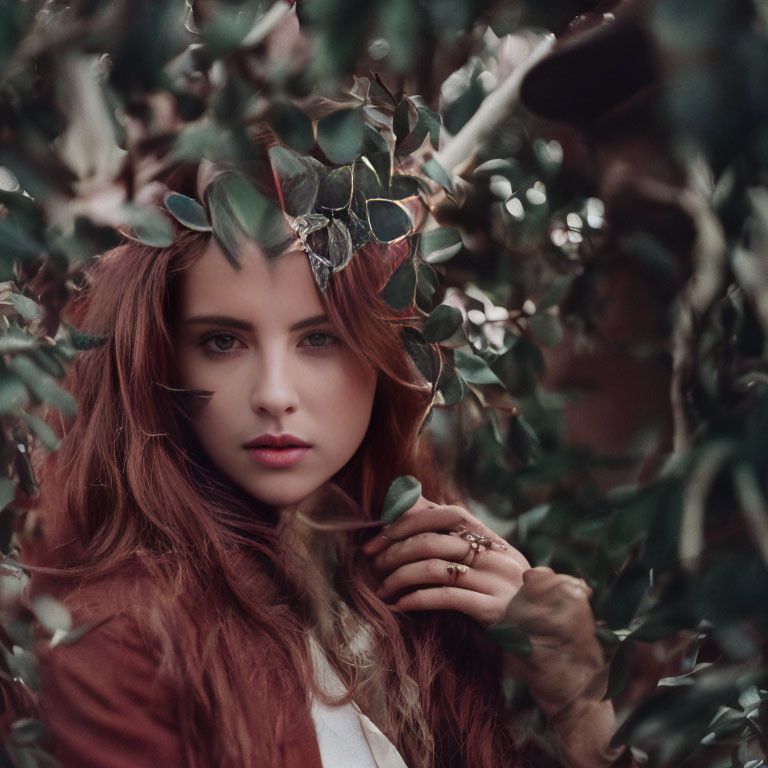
[27,227,523,767]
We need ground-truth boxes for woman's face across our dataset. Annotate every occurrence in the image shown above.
[175,237,378,508]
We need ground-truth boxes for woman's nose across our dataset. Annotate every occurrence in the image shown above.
[250,349,300,417]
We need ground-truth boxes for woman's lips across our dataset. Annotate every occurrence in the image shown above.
[245,446,310,468]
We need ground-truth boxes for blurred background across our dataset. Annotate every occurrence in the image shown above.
[0,0,766,764]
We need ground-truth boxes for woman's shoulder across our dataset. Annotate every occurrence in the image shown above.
[34,571,187,767]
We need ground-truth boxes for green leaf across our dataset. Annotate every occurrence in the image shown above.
[10,355,76,416]
[393,96,414,145]
[417,106,441,150]
[0,478,15,510]
[401,328,439,385]
[527,313,563,347]
[9,294,40,323]
[419,227,461,255]
[21,411,60,452]
[0,329,37,355]
[453,349,503,385]
[389,174,430,200]
[605,639,637,700]
[164,193,211,232]
[0,369,29,414]
[423,304,463,343]
[506,414,541,465]
[317,108,364,165]
[416,262,438,305]
[396,119,428,156]
[381,475,422,524]
[9,718,47,748]
[267,101,314,154]
[536,274,576,312]
[367,199,413,242]
[4,646,40,690]
[30,347,65,379]
[422,158,454,193]
[381,258,416,309]
[317,166,354,212]
[483,622,533,657]
[438,367,468,406]
[126,207,174,248]
[268,146,322,217]
[31,594,71,633]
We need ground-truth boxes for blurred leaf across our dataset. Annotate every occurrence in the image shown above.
[21,411,60,452]
[0,369,29,414]
[317,108,364,165]
[31,595,71,634]
[10,355,76,415]
[483,622,533,657]
[381,475,422,524]
[605,639,638,700]
[0,479,15,510]
[8,719,47,749]
[0,329,38,355]
[506,414,541,465]
[454,349,503,385]
[422,158,454,193]
[536,274,576,312]
[379,0,422,73]
[125,207,174,248]
[3,646,39,690]
[527,312,563,347]
[603,563,650,629]
[9,295,40,323]
[267,101,315,154]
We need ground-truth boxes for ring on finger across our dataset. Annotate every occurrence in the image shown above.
[446,563,469,577]
[458,529,495,553]
[460,542,476,566]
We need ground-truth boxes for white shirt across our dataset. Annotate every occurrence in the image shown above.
[308,637,409,768]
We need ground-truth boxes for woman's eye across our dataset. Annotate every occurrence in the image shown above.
[203,334,238,354]
[301,332,339,349]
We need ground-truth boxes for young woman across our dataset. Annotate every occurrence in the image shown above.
[14,159,626,768]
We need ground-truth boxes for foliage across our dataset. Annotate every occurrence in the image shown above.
[0,0,766,765]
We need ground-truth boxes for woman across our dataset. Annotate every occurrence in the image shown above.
[15,157,624,768]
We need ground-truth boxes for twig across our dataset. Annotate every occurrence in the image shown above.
[434,35,555,177]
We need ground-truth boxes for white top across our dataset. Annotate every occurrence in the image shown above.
[308,637,409,768]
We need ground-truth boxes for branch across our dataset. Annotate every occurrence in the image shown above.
[434,35,555,176]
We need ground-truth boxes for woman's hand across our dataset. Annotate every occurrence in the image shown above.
[361,495,530,627]
[363,496,624,768]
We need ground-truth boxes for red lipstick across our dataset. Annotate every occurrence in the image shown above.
[244,434,311,468]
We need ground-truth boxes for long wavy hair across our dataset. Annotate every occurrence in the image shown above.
[27,201,522,766]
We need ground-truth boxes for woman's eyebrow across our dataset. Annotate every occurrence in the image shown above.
[182,313,331,332]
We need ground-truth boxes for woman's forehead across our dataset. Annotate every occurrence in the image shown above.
[179,237,325,321]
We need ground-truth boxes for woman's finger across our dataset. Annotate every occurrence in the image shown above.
[390,586,502,626]
[372,532,473,572]
[363,500,512,558]
[376,558,505,600]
